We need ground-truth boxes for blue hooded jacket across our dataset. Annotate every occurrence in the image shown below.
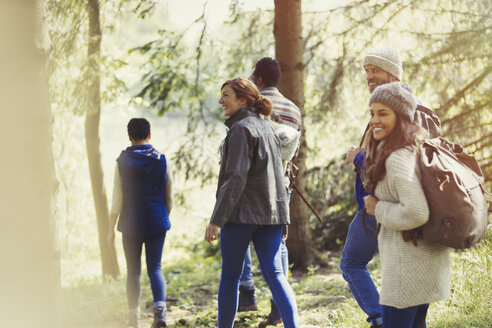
[117,144,170,236]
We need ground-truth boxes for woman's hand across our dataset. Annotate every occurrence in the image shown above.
[363,195,379,216]
[346,146,362,164]
[205,223,220,243]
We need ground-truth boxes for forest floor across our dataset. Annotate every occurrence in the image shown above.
[60,187,491,328]
[61,227,492,328]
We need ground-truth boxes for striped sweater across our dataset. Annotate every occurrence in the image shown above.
[374,147,450,309]
[261,87,302,131]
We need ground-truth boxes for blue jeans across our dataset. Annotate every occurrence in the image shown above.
[123,233,167,310]
[340,208,382,325]
[382,304,429,328]
[219,223,299,328]
[239,245,254,289]
[239,241,289,289]
[240,192,290,289]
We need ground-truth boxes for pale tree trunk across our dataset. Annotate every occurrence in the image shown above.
[0,1,61,327]
[86,0,119,278]
[274,0,313,269]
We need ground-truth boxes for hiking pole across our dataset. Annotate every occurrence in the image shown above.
[287,161,322,223]
[290,179,322,223]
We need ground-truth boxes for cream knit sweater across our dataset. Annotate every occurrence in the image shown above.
[374,147,450,309]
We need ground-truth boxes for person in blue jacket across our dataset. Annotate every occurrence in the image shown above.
[108,118,173,328]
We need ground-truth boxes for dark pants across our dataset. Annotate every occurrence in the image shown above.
[123,232,167,310]
[382,304,429,328]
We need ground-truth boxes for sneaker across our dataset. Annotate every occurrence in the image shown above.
[151,304,167,328]
[237,285,258,312]
[265,299,282,325]
[370,317,383,328]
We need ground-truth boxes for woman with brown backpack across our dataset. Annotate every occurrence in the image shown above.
[362,82,450,328]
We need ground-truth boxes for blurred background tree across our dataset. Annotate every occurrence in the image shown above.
[0,1,60,327]
[86,0,120,278]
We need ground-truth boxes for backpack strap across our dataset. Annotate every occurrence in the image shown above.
[415,104,442,138]
[358,123,371,147]
[416,104,439,124]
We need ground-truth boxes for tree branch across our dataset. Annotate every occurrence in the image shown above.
[463,132,492,149]
[438,66,492,114]
[441,101,490,126]
[446,121,492,137]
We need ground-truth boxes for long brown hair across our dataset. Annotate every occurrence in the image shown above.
[221,78,273,116]
[364,112,428,194]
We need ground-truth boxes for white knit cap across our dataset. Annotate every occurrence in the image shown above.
[363,46,403,80]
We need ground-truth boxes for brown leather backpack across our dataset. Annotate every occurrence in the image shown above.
[403,137,490,249]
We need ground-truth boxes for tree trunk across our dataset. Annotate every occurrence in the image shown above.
[0,1,61,327]
[86,0,119,278]
[274,0,313,269]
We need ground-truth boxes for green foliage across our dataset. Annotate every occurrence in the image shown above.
[130,6,275,188]
[305,157,358,251]
[48,0,130,116]
[130,31,192,116]
[132,0,158,18]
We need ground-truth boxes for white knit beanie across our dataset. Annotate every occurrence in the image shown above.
[363,46,403,80]
[369,82,416,122]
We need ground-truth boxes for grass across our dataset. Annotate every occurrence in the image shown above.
[57,155,491,328]
[429,233,492,328]
[60,208,492,328]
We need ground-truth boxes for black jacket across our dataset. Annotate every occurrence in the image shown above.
[210,107,289,227]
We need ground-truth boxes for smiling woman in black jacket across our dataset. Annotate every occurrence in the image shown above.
[204,77,299,328]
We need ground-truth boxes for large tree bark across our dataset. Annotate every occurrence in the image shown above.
[0,1,61,327]
[274,0,314,269]
[86,0,119,278]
